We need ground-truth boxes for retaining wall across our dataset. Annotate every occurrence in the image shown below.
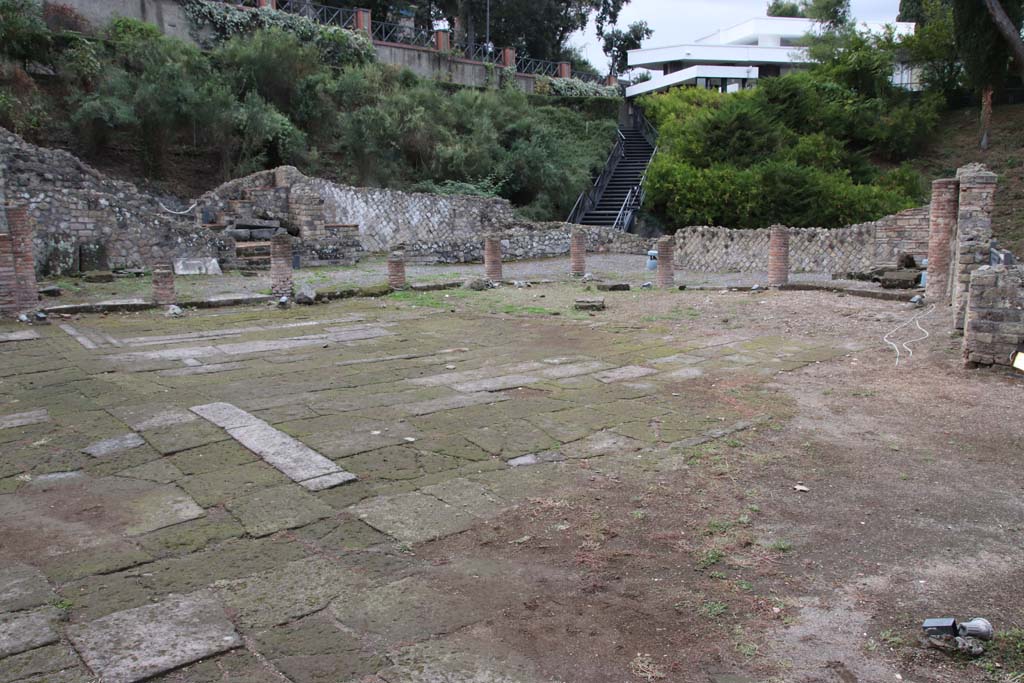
[962,265,1024,368]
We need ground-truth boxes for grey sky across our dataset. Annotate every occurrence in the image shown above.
[569,0,903,72]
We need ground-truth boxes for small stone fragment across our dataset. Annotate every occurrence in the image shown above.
[574,297,605,311]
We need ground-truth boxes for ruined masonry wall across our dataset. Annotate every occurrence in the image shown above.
[963,265,1024,368]
[672,207,930,274]
[0,128,232,275]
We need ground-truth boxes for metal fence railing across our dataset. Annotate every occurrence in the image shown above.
[516,56,560,77]
[371,21,434,48]
[277,0,357,29]
[572,70,604,84]
[456,41,503,64]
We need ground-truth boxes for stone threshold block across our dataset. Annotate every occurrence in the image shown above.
[574,297,605,311]
[191,403,357,491]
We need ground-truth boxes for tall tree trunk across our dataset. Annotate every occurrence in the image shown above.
[981,0,1024,79]
[980,83,993,150]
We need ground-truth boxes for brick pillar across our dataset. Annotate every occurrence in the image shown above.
[605,75,618,87]
[387,250,407,289]
[435,30,450,52]
[355,8,372,33]
[6,206,38,314]
[152,263,176,306]
[484,237,502,282]
[952,169,998,330]
[0,229,16,318]
[768,225,790,287]
[270,232,294,298]
[501,48,516,68]
[257,0,275,8]
[925,178,959,304]
[570,229,586,277]
[558,62,571,79]
[656,235,675,288]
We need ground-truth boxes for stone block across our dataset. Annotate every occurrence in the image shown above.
[173,258,222,276]
[574,297,605,311]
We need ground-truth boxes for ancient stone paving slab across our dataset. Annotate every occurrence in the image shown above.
[379,633,546,683]
[157,362,248,377]
[664,366,705,380]
[407,361,546,387]
[0,608,60,657]
[507,450,566,467]
[82,432,146,457]
[214,557,368,630]
[66,590,242,683]
[109,405,197,432]
[399,391,510,417]
[0,408,49,430]
[560,431,646,459]
[226,484,334,537]
[0,643,83,683]
[329,575,489,645]
[593,365,658,383]
[253,612,386,683]
[191,402,357,491]
[0,330,39,343]
[350,492,479,544]
[450,374,542,393]
[0,564,55,612]
[122,485,206,536]
[419,478,506,516]
[538,360,612,379]
[58,324,99,349]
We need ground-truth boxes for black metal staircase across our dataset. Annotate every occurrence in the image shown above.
[568,110,657,232]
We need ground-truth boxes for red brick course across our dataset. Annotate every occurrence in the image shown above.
[656,235,675,288]
[484,237,503,282]
[387,251,407,289]
[270,232,294,298]
[1,206,39,317]
[570,229,586,277]
[152,264,176,306]
[925,178,959,303]
[767,226,790,287]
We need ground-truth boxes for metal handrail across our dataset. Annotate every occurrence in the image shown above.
[611,187,635,232]
[517,56,560,77]
[455,40,503,64]
[277,0,356,28]
[631,107,659,148]
[572,70,604,84]
[372,21,433,47]
[568,130,625,224]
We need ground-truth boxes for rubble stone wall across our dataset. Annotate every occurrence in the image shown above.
[0,128,232,276]
[672,207,929,275]
[963,265,1024,369]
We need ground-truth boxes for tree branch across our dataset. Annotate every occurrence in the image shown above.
[981,0,1024,78]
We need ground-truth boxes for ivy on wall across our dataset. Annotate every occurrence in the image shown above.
[179,0,376,67]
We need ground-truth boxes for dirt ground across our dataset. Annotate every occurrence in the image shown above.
[0,280,1020,683]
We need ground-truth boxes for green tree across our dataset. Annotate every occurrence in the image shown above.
[897,0,926,23]
[952,0,1023,148]
[0,0,51,64]
[601,21,652,76]
[800,0,852,30]
[767,0,807,18]
[905,0,962,100]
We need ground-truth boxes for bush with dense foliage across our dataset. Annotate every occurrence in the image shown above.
[0,4,616,220]
[640,39,941,229]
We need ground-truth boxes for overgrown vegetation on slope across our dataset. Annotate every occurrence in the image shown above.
[0,0,618,220]
[640,28,943,229]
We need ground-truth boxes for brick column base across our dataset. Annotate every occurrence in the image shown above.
[270,232,294,299]
[152,264,176,306]
[768,225,790,287]
[484,237,502,282]
[570,229,586,277]
[387,251,407,289]
[2,206,39,316]
[656,235,675,288]
[926,178,959,304]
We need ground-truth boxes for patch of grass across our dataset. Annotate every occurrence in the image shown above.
[735,579,753,591]
[696,548,725,569]
[704,519,734,536]
[878,628,905,648]
[708,571,727,580]
[699,600,728,618]
[736,641,759,657]
[500,304,561,316]
[50,598,73,610]
[980,627,1024,678]
[767,539,793,553]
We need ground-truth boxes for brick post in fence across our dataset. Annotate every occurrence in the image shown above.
[435,30,450,52]
[501,48,516,68]
[570,229,587,277]
[558,62,571,79]
[605,75,618,87]
[952,169,998,330]
[1,206,39,317]
[270,232,294,299]
[925,178,959,304]
[484,237,503,282]
[767,225,790,287]
[387,250,407,289]
[656,235,675,288]
[257,0,276,8]
[355,9,372,34]
[152,263,176,306]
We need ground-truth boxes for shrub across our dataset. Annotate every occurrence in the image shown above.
[0,0,51,63]
[535,76,619,98]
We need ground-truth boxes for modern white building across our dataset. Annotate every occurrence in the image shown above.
[625,17,916,98]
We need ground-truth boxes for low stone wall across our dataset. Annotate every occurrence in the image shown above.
[672,207,929,274]
[963,265,1024,369]
[0,128,232,275]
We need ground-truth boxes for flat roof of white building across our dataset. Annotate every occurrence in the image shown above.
[626,65,760,98]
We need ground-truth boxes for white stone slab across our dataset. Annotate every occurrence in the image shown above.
[66,590,241,683]
[0,330,39,343]
[0,564,55,613]
[174,257,222,276]
[539,361,611,379]
[58,324,98,349]
[450,374,541,393]
[0,409,49,430]
[191,403,357,491]
[593,365,658,383]
[83,433,146,458]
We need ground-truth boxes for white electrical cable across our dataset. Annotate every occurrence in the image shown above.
[883,304,936,367]
[159,201,197,215]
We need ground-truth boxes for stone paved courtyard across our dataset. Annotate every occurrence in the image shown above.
[0,283,1021,683]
